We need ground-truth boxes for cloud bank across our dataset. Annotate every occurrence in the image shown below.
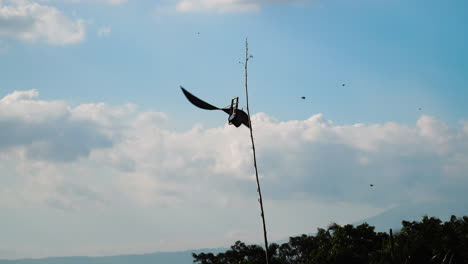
[50,0,127,5]
[176,0,261,13]
[0,0,85,44]
[1,90,467,257]
[173,0,303,13]
[1,89,467,209]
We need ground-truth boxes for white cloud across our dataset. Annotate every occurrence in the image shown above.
[101,0,125,4]
[0,0,85,45]
[43,0,127,5]
[6,91,468,207]
[176,0,260,13]
[2,89,468,209]
[0,90,113,162]
[96,25,110,37]
[174,0,304,13]
[1,90,467,257]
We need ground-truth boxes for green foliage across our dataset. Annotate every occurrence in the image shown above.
[193,215,468,264]
[192,241,277,264]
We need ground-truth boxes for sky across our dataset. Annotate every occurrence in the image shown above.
[1,0,468,259]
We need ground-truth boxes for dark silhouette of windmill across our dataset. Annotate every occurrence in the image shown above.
[180,86,250,128]
[181,40,270,264]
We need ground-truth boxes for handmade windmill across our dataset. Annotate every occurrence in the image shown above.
[180,40,270,264]
[180,86,250,128]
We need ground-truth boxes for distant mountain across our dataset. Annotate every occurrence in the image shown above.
[356,200,468,232]
[0,248,226,264]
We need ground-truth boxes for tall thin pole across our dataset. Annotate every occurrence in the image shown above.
[244,39,270,264]
[390,228,395,263]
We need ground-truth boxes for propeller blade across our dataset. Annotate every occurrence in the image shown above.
[180,86,222,111]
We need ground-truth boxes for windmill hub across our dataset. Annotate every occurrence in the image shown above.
[229,113,244,127]
[228,97,243,127]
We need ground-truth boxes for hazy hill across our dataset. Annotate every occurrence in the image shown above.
[357,200,468,231]
[0,249,226,264]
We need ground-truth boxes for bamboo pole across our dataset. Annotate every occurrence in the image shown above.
[243,39,270,264]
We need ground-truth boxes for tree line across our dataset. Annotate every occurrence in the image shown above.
[193,215,468,264]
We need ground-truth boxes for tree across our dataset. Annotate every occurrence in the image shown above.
[193,215,468,264]
[192,241,281,264]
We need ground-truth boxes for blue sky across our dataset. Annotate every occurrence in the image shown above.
[1,0,467,259]
[2,0,467,128]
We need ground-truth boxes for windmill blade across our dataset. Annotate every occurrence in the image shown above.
[220,107,231,115]
[180,86,222,111]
